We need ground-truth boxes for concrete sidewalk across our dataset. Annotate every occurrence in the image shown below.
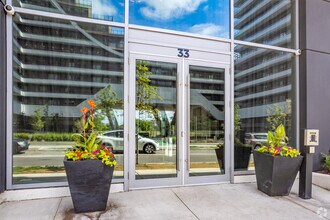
[0,182,329,220]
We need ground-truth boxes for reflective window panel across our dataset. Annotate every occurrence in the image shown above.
[189,65,225,176]
[234,45,295,171]
[130,0,230,38]
[234,0,295,48]
[13,0,125,23]
[12,13,125,184]
[135,60,178,180]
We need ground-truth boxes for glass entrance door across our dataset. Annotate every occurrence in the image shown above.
[129,54,230,189]
[129,54,183,188]
[185,60,230,185]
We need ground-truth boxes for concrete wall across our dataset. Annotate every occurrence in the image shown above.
[299,0,330,171]
[0,5,7,192]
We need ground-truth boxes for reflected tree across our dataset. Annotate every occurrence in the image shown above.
[136,61,162,118]
[96,84,121,130]
[266,104,289,132]
[94,113,108,131]
[43,105,52,131]
[30,108,45,132]
[135,61,163,160]
[234,104,242,144]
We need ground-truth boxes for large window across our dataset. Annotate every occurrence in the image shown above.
[13,0,125,23]
[12,13,125,184]
[129,0,230,38]
[7,0,298,187]
[234,45,295,171]
[234,0,295,48]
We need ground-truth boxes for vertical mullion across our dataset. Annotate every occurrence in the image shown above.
[6,0,13,189]
[123,0,130,191]
[229,0,235,183]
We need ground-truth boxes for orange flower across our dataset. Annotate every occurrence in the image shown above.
[88,100,96,109]
[81,107,88,115]
[76,151,82,159]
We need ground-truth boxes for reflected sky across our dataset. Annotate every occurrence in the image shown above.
[129,0,230,38]
[78,0,125,22]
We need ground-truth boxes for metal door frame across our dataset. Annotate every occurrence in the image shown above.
[128,52,184,189]
[128,51,231,189]
[183,58,230,185]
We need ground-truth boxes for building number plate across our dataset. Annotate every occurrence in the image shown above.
[178,48,190,58]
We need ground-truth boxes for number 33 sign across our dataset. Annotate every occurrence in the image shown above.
[177,48,190,58]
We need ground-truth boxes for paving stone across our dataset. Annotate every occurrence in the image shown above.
[0,198,61,220]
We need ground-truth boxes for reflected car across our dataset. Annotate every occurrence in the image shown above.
[98,130,160,154]
[244,133,268,149]
[13,138,30,154]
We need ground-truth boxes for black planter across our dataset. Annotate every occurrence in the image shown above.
[253,151,303,196]
[234,146,252,170]
[215,147,225,169]
[64,159,114,213]
[215,146,252,170]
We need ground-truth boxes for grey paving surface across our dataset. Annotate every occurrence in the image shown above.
[0,183,329,220]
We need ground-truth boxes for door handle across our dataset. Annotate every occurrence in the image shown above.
[187,74,190,172]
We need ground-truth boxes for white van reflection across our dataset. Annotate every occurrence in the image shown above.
[98,130,159,154]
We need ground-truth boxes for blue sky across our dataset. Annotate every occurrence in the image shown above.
[90,0,230,38]
[91,0,125,22]
[129,0,230,38]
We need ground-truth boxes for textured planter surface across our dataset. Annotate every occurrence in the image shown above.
[234,146,252,170]
[64,159,114,213]
[253,151,303,196]
[313,172,330,190]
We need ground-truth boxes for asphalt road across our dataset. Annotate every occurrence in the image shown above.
[13,145,221,167]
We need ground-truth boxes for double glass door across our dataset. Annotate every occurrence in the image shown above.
[128,53,230,189]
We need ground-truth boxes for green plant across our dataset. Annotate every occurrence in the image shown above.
[266,104,289,132]
[257,124,300,158]
[266,124,288,148]
[30,108,45,131]
[13,133,30,140]
[96,84,121,130]
[25,132,75,142]
[136,60,163,118]
[321,150,330,171]
[64,100,116,166]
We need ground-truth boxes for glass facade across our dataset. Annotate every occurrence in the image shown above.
[13,0,125,22]
[12,13,124,184]
[234,0,295,48]
[130,0,230,38]
[6,0,298,188]
[234,45,294,171]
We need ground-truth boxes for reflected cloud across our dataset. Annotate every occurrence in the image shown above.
[189,23,227,38]
[92,0,117,17]
[135,0,207,20]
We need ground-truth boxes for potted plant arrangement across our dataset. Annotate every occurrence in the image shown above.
[313,149,330,190]
[321,150,330,174]
[253,124,303,196]
[64,100,117,213]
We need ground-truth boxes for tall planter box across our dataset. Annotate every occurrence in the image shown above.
[64,159,114,213]
[253,151,303,196]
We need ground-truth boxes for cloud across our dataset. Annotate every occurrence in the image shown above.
[92,0,117,17]
[189,23,227,38]
[136,0,207,20]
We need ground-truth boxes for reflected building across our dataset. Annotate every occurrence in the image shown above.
[13,11,124,132]
[234,0,294,134]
